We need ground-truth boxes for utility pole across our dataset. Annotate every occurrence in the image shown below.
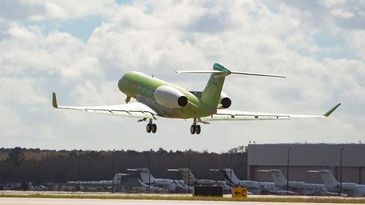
[78,150,81,191]
[45,152,49,183]
[188,150,191,187]
[286,147,291,194]
[339,147,344,196]
[244,145,248,180]
[149,150,151,192]
[112,149,115,193]
[230,152,233,182]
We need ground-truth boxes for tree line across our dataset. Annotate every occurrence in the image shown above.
[0,147,247,184]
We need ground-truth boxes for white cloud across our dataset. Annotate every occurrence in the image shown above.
[330,8,354,19]
[346,30,365,60]
[321,0,346,8]
[71,80,122,105]
[0,106,33,145]
[0,22,102,80]
[0,77,46,105]
[0,0,364,151]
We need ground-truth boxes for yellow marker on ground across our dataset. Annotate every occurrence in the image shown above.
[232,186,247,199]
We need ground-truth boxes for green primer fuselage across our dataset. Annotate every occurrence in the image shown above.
[118,71,214,119]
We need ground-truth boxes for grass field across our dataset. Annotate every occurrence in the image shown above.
[0,191,365,203]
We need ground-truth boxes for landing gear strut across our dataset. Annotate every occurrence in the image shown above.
[190,118,201,135]
[146,120,157,134]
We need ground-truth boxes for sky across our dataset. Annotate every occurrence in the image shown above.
[0,0,364,152]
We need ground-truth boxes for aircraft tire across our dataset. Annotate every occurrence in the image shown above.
[190,125,196,134]
[146,123,152,133]
[151,124,157,133]
[195,125,201,134]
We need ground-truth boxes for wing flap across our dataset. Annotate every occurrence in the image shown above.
[203,110,290,121]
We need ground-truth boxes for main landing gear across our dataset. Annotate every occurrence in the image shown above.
[146,120,157,134]
[190,118,201,135]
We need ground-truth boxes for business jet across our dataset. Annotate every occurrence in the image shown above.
[216,168,295,195]
[168,168,231,192]
[52,63,340,134]
[308,169,365,197]
[126,168,188,192]
[259,169,334,196]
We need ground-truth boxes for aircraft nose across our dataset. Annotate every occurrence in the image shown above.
[118,75,126,92]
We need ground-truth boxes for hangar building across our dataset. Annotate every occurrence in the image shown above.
[247,143,365,184]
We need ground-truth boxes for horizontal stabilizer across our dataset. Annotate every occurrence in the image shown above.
[257,169,280,173]
[307,170,332,174]
[231,71,286,78]
[176,70,286,78]
[175,70,222,74]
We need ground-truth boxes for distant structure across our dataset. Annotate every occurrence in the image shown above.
[247,144,365,184]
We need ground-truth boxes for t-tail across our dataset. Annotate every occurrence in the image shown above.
[258,169,287,187]
[221,168,241,185]
[113,173,124,184]
[126,168,155,184]
[201,63,228,109]
[176,63,286,109]
[168,168,197,185]
[308,170,339,189]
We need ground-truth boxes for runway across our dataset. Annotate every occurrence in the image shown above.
[0,198,361,205]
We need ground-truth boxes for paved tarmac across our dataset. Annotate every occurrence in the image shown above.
[0,198,361,205]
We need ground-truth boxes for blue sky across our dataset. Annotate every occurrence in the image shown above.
[27,16,103,41]
[0,0,364,151]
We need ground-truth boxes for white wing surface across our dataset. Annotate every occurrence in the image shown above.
[52,93,157,119]
[202,103,341,121]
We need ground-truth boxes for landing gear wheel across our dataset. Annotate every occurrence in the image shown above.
[195,125,201,134]
[146,123,152,133]
[190,125,196,134]
[151,124,157,133]
[190,118,202,135]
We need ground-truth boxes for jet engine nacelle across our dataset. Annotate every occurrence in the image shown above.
[154,85,188,108]
[219,92,231,109]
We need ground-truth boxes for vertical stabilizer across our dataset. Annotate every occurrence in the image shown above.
[222,168,240,185]
[138,168,156,184]
[179,168,197,185]
[113,173,123,184]
[318,170,339,188]
[269,169,287,187]
[175,63,285,109]
[201,63,230,109]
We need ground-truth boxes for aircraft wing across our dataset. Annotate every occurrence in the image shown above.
[52,93,157,119]
[202,103,341,121]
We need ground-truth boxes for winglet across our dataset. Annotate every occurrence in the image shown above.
[323,103,341,117]
[52,92,58,108]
